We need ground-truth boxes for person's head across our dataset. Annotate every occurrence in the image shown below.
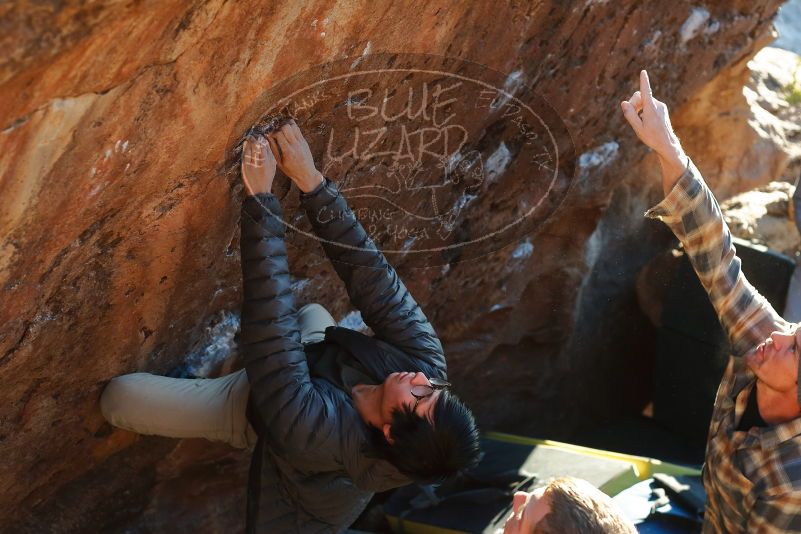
[363,371,480,482]
[504,476,636,534]
[744,324,801,424]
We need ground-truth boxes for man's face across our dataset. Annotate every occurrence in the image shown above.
[744,324,801,424]
[380,372,440,422]
[503,487,550,534]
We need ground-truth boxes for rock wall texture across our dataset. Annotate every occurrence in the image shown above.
[674,46,801,199]
[0,0,789,531]
[723,181,799,256]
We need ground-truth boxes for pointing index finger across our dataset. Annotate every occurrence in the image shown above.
[640,69,655,111]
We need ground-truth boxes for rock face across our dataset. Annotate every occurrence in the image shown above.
[0,1,788,531]
[722,181,800,256]
[672,46,801,199]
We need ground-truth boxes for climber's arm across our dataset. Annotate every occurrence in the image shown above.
[265,122,446,372]
[238,136,332,454]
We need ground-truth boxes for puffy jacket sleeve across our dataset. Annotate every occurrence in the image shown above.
[240,192,333,453]
[299,177,446,372]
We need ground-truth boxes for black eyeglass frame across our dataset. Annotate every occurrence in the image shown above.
[410,377,452,412]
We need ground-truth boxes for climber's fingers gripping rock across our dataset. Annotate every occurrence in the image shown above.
[241,135,276,196]
[267,120,324,194]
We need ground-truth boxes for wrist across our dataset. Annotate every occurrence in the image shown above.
[246,185,272,196]
[296,170,324,193]
[657,140,685,167]
[658,147,688,196]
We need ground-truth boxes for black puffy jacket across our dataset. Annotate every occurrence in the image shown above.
[239,176,448,533]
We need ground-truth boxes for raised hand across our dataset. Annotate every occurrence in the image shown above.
[241,135,277,196]
[620,70,688,193]
[266,120,324,193]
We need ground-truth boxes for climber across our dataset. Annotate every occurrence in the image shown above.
[99,120,480,533]
[503,476,636,534]
[620,69,801,532]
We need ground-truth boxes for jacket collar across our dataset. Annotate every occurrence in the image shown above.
[322,326,444,381]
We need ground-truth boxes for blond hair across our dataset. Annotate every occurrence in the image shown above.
[533,477,636,534]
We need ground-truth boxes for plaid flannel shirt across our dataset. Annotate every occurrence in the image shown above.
[645,156,801,533]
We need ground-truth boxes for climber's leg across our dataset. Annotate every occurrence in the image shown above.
[100,368,257,449]
[99,304,335,449]
[297,302,336,343]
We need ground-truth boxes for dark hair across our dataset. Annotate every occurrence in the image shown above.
[364,390,481,483]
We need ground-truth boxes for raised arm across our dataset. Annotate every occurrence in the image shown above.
[620,70,790,356]
[643,157,789,355]
[239,136,331,454]
[300,176,445,369]
[266,121,446,371]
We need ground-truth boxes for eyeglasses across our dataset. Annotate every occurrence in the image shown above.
[410,377,452,412]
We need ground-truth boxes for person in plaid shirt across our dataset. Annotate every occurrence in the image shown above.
[620,70,801,533]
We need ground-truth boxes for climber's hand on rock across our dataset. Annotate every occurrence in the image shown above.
[620,70,688,193]
[241,134,276,196]
[267,120,324,193]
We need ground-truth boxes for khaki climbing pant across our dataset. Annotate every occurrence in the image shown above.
[100,303,336,450]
